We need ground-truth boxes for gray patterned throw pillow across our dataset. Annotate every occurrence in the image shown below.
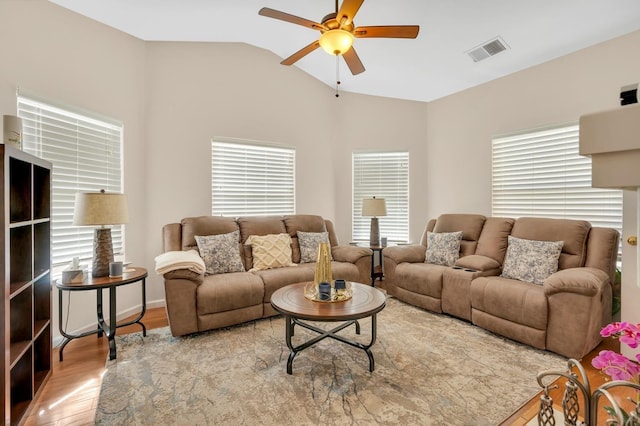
[297,231,332,263]
[501,236,563,285]
[195,230,245,275]
[425,231,463,266]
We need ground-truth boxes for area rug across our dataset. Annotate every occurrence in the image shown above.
[96,297,564,425]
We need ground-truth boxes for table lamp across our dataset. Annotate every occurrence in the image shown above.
[73,190,129,277]
[362,196,387,246]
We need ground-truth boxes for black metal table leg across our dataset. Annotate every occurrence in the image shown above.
[284,314,379,374]
[107,286,117,360]
[113,279,147,336]
[96,288,104,338]
[285,316,295,374]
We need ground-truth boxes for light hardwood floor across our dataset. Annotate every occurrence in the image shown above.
[23,308,168,426]
[24,306,616,425]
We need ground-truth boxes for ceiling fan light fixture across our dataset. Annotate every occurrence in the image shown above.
[319,29,354,55]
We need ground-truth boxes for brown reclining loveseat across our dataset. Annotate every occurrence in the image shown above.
[383,214,619,359]
[161,214,372,336]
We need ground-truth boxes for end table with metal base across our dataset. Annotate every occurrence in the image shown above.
[56,266,148,361]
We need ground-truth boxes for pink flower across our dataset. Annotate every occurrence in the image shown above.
[600,322,625,337]
[591,350,640,382]
[600,322,640,349]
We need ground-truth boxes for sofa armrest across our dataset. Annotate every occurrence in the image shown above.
[544,267,612,359]
[381,245,425,296]
[382,244,426,264]
[543,267,610,297]
[332,245,372,263]
[163,272,203,336]
[163,269,204,285]
[454,255,501,274]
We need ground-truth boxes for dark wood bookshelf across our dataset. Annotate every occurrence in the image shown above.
[2,145,52,425]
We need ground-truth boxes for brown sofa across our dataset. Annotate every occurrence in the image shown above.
[161,214,372,336]
[383,214,619,359]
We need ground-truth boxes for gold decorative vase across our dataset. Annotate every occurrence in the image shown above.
[313,242,332,290]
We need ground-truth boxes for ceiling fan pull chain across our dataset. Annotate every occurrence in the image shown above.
[335,55,341,98]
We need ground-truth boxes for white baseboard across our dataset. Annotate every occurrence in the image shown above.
[53,298,166,347]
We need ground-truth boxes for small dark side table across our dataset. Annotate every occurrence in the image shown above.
[56,266,148,361]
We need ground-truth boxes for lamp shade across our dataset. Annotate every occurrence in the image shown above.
[319,29,354,55]
[362,197,387,217]
[73,191,129,226]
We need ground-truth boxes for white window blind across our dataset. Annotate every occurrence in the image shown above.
[353,151,409,243]
[211,140,295,217]
[18,95,124,267]
[492,123,622,236]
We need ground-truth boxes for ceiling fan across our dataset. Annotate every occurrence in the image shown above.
[258,0,420,75]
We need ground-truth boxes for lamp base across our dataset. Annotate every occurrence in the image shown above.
[369,217,380,247]
[92,228,114,277]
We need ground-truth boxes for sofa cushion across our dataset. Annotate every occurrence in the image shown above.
[510,217,591,270]
[584,227,620,281]
[237,216,287,243]
[297,261,363,283]
[454,254,501,273]
[196,272,264,316]
[283,215,328,263]
[470,276,548,331]
[474,217,515,264]
[237,216,287,269]
[195,231,245,275]
[246,233,296,271]
[426,231,463,266]
[297,231,332,263]
[432,214,486,256]
[501,236,563,285]
[253,266,315,303]
[396,262,447,299]
[283,214,327,235]
[181,216,239,251]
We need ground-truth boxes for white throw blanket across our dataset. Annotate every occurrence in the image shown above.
[154,250,206,275]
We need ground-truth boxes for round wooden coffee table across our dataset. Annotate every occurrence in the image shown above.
[270,281,386,375]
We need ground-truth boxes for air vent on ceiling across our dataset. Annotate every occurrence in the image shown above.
[466,37,509,62]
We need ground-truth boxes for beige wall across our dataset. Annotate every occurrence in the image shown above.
[425,30,640,220]
[331,92,429,242]
[0,1,147,337]
[0,1,428,338]
[2,0,639,340]
[142,42,430,298]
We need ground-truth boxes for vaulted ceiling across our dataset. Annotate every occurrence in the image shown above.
[50,0,640,102]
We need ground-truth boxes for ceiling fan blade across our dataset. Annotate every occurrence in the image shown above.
[337,0,364,27]
[343,47,365,75]
[281,40,321,65]
[259,7,327,31]
[354,25,420,39]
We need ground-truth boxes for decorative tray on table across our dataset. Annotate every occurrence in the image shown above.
[304,281,353,303]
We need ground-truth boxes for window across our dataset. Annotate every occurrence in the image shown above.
[18,94,124,267]
[211,139,295,217]
[492,123,622,237]
[352,151,409,243]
